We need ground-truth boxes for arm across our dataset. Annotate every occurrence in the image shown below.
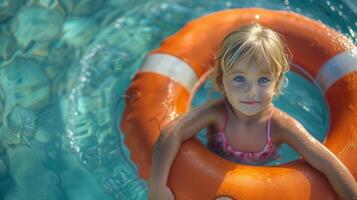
[279,117,357,200]
[148,101,219,188]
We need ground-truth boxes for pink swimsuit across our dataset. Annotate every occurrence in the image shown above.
[208,103,281,165]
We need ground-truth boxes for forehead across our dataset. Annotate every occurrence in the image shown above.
[228,58,272,75]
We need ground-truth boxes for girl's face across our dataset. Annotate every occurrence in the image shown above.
[222,59,277,116]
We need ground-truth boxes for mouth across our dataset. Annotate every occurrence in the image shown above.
[240,101,260,105]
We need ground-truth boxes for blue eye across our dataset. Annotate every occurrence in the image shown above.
[233,75,245,82]
[258,77,270,84]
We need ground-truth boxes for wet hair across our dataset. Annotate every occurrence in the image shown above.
[211,23,291,97]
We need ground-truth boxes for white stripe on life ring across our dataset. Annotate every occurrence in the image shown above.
[316,48,357,92]
[138,53,198,93]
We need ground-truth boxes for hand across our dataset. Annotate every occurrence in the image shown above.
[148,185,175,200]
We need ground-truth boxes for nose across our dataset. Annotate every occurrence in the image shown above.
[245,82,258,97]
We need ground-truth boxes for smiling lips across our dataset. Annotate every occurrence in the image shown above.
[240,101,260,105]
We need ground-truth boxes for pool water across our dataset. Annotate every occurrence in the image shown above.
[0,0,355,200]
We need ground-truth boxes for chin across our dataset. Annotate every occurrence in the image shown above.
[237,107,261,116]
[236,104,262,116]
[240,110,260,116]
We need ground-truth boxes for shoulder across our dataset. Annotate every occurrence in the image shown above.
[187,98,225,128]
[270,107,309,145]
[270,107,316,147]
[183,98,223,121]
[161,98,225,141]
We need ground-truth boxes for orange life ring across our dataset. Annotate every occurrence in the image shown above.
[120,8,357,200]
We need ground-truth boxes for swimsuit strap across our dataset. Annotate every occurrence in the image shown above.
[220,100,228,133]
[266,107,275,143]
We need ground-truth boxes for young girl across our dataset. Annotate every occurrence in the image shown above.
[148,23,357,200]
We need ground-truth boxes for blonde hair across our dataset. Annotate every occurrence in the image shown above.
[211,23,291,97]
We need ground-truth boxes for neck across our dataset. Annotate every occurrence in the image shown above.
[226,101,274,125]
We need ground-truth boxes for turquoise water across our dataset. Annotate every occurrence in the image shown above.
[0,0,355,199]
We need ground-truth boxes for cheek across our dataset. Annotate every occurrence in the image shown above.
[231,84,244,92]
[229,85,247,98]
[224,81,242,92]
[259,87,275,99]
[230,82,247,91]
